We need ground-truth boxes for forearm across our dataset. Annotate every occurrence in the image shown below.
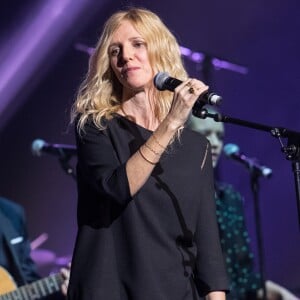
[126,116,179,196]
[205,291,226,300]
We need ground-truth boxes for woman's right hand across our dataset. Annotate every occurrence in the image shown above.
[165,78,209,130]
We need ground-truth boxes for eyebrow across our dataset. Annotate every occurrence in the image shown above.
[109,37,145,47]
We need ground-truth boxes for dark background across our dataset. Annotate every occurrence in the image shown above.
[0,0,299,294]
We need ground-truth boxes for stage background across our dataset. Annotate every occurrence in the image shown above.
[0,0,299,294]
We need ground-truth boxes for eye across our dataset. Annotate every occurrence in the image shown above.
[217,132,225,141]
[133,40,146,48]
[110,47,120,57]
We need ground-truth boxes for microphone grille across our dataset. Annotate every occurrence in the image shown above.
[223,143,240,157]
[153,72,169,91]
[31,139,46,156]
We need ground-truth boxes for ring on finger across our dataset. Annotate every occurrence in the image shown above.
[188,86,195,94]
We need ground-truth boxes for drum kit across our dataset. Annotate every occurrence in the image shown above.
[30,233,71,273]
[31,248,71,267]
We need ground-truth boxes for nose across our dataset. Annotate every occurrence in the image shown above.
[121,44,133,62]
[209,133,219,148]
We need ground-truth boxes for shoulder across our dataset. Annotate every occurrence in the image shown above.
[0,197,24,220]
[183,127,210,149]
[75,116,118,144]
[76,115,122,135]
[184,127,208,142]
[182,127,211,158]
[215,182,243,204]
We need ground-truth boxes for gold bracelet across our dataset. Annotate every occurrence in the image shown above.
[152,134,166,150]
[144,142,161,155]
[138,147,157,165]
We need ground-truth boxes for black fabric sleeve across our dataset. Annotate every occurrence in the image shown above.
[76,120,132,208]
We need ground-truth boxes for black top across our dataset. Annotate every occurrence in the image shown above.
[215,182,261,300]
[68,115,229,300]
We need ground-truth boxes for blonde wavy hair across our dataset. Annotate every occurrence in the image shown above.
[71,7,188,132]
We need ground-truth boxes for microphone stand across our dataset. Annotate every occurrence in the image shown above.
[250,168,267,300]
[57,151,77,181]
[194,107,300,300]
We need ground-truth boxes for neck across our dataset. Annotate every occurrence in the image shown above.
[119,90,159,131]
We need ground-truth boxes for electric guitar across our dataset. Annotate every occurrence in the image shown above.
[0,266,63,299]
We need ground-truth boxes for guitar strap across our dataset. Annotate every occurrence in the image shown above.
[0,208,27,286]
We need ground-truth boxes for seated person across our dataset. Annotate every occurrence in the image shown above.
[188,109,299,300]
[0,196,70,298]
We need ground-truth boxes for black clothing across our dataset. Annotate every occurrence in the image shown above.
[68,115,228,300]
[215,182,261,300]
[0,197,40,286]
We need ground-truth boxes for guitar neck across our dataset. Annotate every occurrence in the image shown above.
[0,273,63,300]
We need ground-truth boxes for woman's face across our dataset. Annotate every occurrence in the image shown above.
[109,20,154,96]
[190,117,225,168]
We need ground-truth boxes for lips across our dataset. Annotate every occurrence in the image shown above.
[121,67,140,76]
[211,153,219,161]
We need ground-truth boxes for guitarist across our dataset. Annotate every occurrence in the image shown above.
[0,196,70,299]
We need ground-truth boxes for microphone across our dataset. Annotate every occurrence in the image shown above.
[31,139,77,158]
[153,72,222,106]
[223,143,272,178]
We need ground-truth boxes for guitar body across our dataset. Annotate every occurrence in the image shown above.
[0,266,63,299]
[0,267,17,294]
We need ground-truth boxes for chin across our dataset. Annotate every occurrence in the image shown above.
[126,81,146,90]
[212,160,218,169]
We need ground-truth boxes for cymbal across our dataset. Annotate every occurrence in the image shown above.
[30,249,56,266]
